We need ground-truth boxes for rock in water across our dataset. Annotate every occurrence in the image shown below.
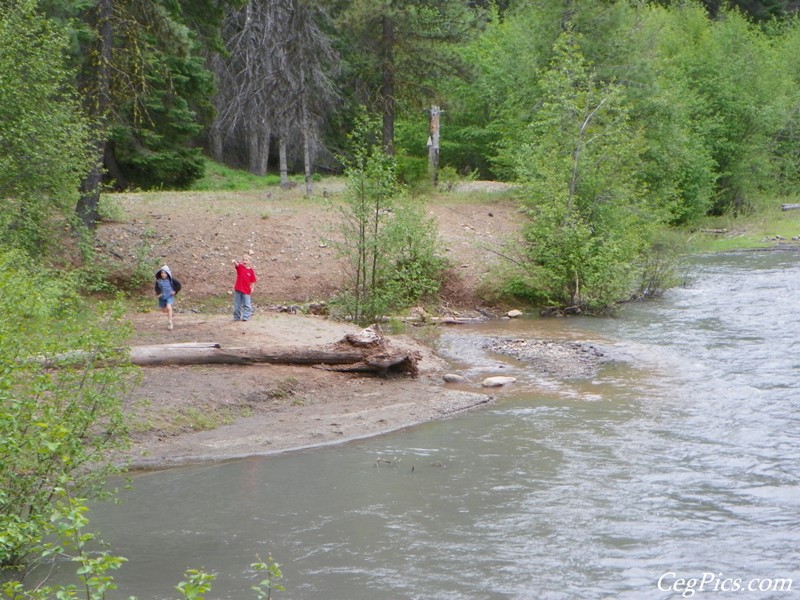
[443,373,469,384]
[482,376,517,387]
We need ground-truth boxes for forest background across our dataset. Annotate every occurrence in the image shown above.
[4,0,800,597]
[5,0,800,309]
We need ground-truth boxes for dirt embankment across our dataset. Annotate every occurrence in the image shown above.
[96,183,521,312]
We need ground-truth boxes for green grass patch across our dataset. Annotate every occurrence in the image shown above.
[682,201,800,253]
[130,403,243,436]
[190,158,326,192]
[97,194,128,223]
[178,406,225,430]
[181,294,234,314]
[191,159,282,191]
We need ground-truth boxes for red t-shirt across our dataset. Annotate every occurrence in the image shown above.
[234,263,257,295]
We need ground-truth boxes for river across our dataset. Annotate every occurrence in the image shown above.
[61,250,800,598]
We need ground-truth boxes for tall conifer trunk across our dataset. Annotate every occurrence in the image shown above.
[76,0,112,230]
[381,15,395,155]
[301,70,313,196]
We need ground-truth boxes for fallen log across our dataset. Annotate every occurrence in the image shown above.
[129,344,365,367]
[323,352,420,377]
[431,317,488,325]
[128,327,420,377]
[781,203,800,211]
[403,315,489,326]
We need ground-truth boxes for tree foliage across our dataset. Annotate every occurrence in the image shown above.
[107,42,212,190]
[36,0,240,229]
[7,0,800,311]
[652,0,797,21]
[0,251,136,568]
[0,0,94,256]
[75,0,221,191]
[770,16,800,193]
[334,0,485,154]
[656,5,796,214]
[332,113,445,324]
[504,30,657,312]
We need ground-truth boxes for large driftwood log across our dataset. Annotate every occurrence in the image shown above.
[129,344,365,367]
[128,327,420,377]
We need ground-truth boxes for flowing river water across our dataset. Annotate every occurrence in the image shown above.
[56,251,800,598]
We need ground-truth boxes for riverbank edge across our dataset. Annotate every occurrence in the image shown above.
[119,311,510,470]
[118,306,616,471]
[124,389,494,471]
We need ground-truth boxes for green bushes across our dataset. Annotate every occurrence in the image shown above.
[0,251,136,568]
[331,115,447,324]
[0,1,94,258]
[498,31,659,313]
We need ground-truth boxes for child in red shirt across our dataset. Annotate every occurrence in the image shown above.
[231,255,258,321]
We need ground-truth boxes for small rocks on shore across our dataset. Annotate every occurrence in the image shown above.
[483,338,605,380]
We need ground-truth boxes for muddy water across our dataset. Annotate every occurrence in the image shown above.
[71,251,800,598]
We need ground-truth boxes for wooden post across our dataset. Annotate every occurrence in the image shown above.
[428,105,440,186]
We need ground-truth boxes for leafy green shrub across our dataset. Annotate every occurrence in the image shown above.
[493,269,549,307]
[0,250,137,568]
[632,235,685,300]
[500,30,659,313]
[436,165,477,192]
[331,114,448,324]
[381,202,447,308]
[0,2,93,258]
[97,195,127,223]
[395,153,428,186]
[2,494,130,599]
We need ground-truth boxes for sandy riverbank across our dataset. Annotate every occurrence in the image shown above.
[123,311,494,469]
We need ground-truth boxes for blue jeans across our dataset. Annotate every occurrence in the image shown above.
[233,291,253,320]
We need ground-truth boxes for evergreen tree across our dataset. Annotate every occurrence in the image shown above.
[334,0,484,154]
[211,0,338,179]
[38,0,238,227]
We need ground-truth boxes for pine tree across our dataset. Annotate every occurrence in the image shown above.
[335,0,484,154]
[211,0,338,179]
